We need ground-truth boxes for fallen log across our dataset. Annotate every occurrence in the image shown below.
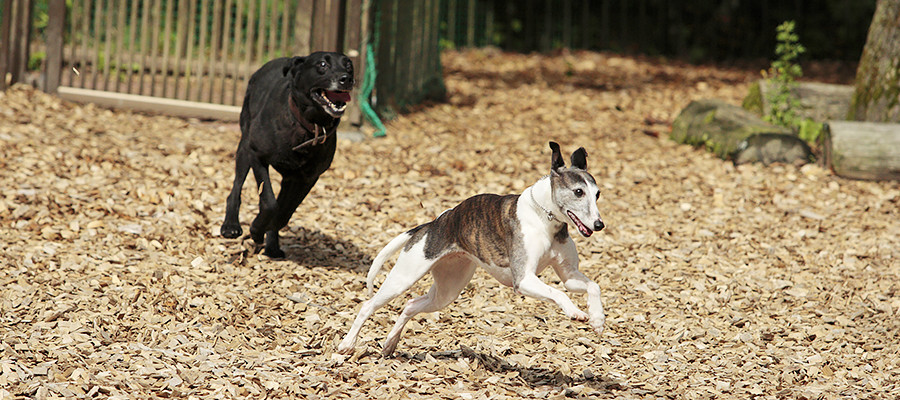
[822,121,900,180]
[671,99,813,165]
[743,80,854,121]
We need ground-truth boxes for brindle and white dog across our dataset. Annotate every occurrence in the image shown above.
[338,142,607,356]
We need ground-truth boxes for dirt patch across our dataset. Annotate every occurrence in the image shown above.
[1,49,898,399]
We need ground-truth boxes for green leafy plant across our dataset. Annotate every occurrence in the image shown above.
[763,21,823,144]
[764,21,805,128]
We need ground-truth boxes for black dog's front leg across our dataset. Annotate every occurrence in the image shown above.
[249,161,283,257]
[221,146,251,238]
[259,176,319,259]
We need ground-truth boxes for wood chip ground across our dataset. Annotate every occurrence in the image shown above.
[1,50,898,399]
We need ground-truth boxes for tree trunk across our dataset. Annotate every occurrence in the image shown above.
[849,0,900,122]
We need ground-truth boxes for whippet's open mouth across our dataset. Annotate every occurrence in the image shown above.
[312,89,351,116]
[566,210,593,237]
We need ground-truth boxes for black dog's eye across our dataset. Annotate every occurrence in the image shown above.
[318,60,328,68]
[574,188,584,197]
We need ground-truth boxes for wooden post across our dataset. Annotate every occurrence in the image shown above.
[0,0,12,90]
[344,0,363,125]
[5,0,33,88]
[44,0,66,93]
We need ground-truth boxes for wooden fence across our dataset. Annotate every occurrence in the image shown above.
[2,0,447,126]
[53,0,366,123]
[372,0,445,119]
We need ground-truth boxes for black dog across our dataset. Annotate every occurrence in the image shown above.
[221,52,354,258]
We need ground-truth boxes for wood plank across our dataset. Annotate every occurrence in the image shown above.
[255,0,267,62]
[113,0,126,93]
[280,0,289,56]
[295,0,313,55]
[231,0,245,105]
[90,0,101,90]
[65,0,78,87]
[219,0,234,104]
[184,0,197,99]
[267,0,277,57]
[172,0,188,99]
[125,0,138,92]
[44,0,67,93]
[149,0,163,96]
[160,0,175,98]
[196,0,209,101]
[101,0,113,91]
[343,0,363,125]
[77,0,89,88]
[57,86,242,121]
[208,0,222,102]
[243,0,256,101]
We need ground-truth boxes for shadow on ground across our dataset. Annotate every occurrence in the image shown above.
[282,227,374,271]
[398,345,626,393]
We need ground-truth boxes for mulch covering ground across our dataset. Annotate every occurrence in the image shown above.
[1,50,898,399]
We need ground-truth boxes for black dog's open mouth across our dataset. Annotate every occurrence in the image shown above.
[566,210,593,237]
[312,89,351,116]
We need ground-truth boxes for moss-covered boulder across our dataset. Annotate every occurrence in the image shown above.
[672,99,812,165]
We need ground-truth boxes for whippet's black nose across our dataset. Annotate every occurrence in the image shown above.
[594,220,605,232]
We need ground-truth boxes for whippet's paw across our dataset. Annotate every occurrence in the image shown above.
[336,341,355,355]
[566,309,589,322]
[590,319,605,335]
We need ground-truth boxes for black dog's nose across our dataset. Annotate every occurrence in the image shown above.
[594,220,605,232]
[338,74,352,86]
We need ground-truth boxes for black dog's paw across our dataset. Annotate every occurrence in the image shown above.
[263,247,286,259]
[249,228,265,244]
[221,223,243,239]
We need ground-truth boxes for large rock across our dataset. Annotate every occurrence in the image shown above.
[671,99,812,165]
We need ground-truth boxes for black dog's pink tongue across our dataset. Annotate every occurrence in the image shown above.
[325,90,351,103]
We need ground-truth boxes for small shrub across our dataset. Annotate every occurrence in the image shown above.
[763,21,823,145]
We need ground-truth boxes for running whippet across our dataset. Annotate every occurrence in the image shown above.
[338,142,606,356]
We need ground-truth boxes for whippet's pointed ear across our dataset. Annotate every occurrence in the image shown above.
[283,56,306,76]
[549,141,565,172]
[570,147,587,170]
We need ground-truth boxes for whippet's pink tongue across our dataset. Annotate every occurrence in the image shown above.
[325,91,351,103]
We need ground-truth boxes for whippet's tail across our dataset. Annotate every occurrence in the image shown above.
[365,231,413,296]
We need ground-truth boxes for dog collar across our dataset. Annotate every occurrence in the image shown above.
[288,96,331,150]
[529,187,557,222]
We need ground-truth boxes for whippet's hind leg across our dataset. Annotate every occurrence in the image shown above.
[337,244,435,354]
[382,255,477,356]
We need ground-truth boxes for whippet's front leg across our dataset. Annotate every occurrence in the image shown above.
[552,240,605,333]
[514,274,589,322]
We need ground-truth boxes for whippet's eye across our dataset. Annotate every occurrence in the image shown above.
[574,188,584,197]
[596,191,600,200]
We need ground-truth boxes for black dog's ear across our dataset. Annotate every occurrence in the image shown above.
[283,56,305,76]
[570,147,587,170]
[549,141,565,172]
